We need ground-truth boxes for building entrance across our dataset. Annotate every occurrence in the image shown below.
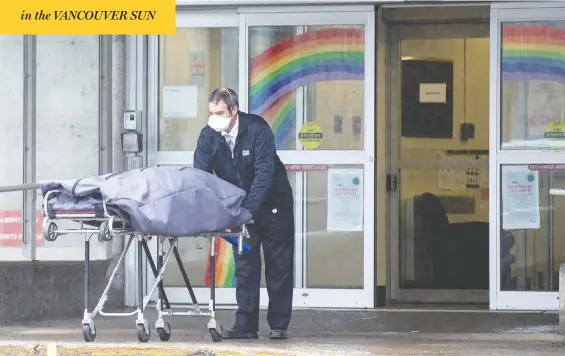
[385,6,493,304]
[144,7,376,309]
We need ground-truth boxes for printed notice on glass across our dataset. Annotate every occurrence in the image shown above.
[162,85,198,119]
[501,165,540,230]
[327,168,364,232]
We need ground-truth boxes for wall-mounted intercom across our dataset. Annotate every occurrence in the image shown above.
[123,110,141,131]
[122,110,143,154]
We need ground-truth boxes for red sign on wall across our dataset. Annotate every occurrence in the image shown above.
[0,211,45,247]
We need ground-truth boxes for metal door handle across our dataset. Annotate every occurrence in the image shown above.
[549,188,565,196]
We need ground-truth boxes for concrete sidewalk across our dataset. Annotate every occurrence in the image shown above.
[1,308,564,355]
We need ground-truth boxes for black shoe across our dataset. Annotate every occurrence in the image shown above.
[269,329,288,339]
[223,329,259,339]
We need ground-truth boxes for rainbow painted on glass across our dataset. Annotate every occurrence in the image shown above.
[502,24,565,83]
[249,27,365,149]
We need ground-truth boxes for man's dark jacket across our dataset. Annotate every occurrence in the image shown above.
[193,111,293,217]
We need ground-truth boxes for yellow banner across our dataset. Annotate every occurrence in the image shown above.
[0,0,176,34]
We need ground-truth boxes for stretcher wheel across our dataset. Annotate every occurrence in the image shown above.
[136,324,151,343]
[157,321,171,341]
[98,221,112,242]
[209,326,223,342]
[82,324,96,342]
[43,221,58,242]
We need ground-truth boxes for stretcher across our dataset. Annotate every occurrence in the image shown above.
[40,167,253,343]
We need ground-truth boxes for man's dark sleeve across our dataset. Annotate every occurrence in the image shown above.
[193,128,214,174]
[242,126,275,215]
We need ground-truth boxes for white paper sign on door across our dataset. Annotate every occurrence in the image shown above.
[327,168,364,232]
[162,85,198,118]
[419,83,447,103]
[501,165,540,230]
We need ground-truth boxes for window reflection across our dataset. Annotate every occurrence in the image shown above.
[158,28,239,151]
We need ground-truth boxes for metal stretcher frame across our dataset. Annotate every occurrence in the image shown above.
[41,189,251,343]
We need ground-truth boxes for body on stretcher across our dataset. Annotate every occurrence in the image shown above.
[41,188,253,344]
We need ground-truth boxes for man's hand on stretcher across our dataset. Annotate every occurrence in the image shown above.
[221,221,253,234]
[219,222,254,254]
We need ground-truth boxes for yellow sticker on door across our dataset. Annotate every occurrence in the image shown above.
[298,122,323,150]
[544,121,565,138]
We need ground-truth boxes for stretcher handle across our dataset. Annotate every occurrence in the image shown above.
[42,190,59,217]
[237,222,253,255]
[237,235,244,255]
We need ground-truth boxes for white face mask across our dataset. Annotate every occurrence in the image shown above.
[207,115,231,132]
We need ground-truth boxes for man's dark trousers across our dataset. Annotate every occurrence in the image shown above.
[233,206,294,332]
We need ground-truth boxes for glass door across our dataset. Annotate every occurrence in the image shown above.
[491,3,565,311]
[388,22,491,303]
[147,8,375,308]
[243,9,375,308]
[147,10,244,306]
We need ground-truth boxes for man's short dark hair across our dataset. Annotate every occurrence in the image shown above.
[209,88,239,112]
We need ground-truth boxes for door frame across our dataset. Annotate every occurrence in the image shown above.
[490,2,565,311]
[386,22,490,303]
[144,10,245,308]
[144,7,376,309]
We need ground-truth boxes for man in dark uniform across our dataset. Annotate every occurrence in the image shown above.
[193,88,295,340]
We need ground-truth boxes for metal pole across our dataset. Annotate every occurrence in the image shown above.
[548,173,555,290]
[0,183,40,193]
[22,35,37,260]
